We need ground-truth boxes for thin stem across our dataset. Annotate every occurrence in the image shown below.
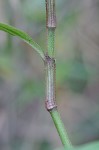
[50,109,72,149]
[45,0,72,149]
[45,56,57,110]
[45,0,56,57]
[45,0,56,28]
[47,28,55,57]
[45,55,72,148]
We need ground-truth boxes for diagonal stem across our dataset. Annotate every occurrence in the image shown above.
[50,109,72,149]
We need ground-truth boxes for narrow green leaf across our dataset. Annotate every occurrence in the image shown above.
[0,23,45,60]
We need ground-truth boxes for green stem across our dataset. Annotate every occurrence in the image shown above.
[46,27,72,148]
[50,109,72,149]
[47,28,55,57]
[45,0,72,149]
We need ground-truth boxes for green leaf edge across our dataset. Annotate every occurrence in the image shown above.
[0,23,45,60]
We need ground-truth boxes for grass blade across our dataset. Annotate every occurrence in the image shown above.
[0,23,45,60]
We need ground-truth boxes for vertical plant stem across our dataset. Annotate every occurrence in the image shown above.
[45,55,56,110]
[45,0,56,57]
[47,28,55,57]
[45,0,73,149]
[45,55,72,148]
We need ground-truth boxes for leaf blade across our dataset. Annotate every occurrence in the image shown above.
[0,23,45,60]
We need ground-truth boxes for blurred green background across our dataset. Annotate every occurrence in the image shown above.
[0,0,99,150]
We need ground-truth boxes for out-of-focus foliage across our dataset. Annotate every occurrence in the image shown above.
[0,55,13,78]
[20,0,45,22]
[17,79,44,109]
[0,0,99,150]
[72,141,99,150]
[55,141,99,150]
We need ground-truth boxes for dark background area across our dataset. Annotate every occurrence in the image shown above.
[0,0,99,150]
